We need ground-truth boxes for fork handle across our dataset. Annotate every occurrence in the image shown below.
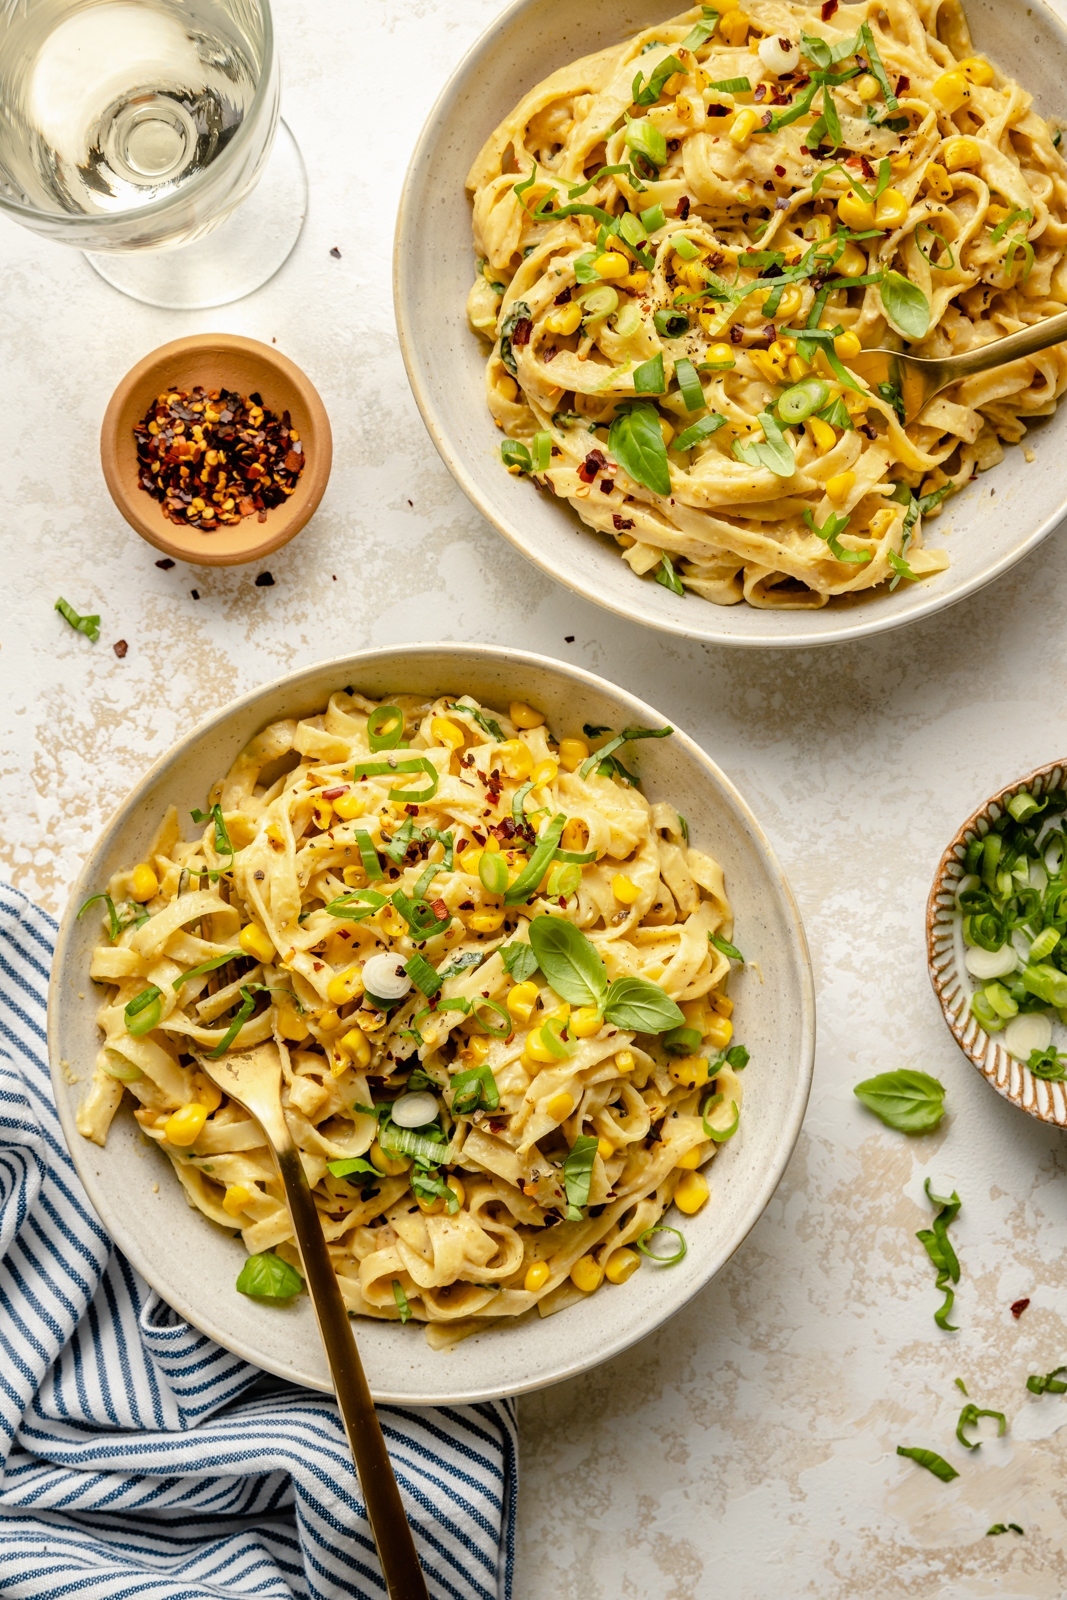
[946,306,1067,381]
[273,1143,429,1600]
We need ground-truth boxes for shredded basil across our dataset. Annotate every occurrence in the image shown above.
[956,1402,1007,1449]
[895,1445,958,1482]
[916,1178,962,1331]
[54,597,100,642]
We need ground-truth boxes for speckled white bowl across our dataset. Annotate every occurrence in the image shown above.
[48,645,814,1404]
[928,759,1067,1125]
[394,0,1067,648]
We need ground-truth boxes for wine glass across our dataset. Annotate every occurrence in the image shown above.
[0,0,306,308]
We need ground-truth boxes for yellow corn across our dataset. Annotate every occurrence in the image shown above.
[570,1256,604,1292]
[924,161,954,201]
[333,791,365,820]
[560,818,589,855]
[986,202,1010,225]
[498,739,534,780]
[612,874,640,904]
[932,69,970,112]
[468,907,506,932]
[942,135,981,171]
[874,187,909,228]
[337,1026,372,1069]
[836,242,868,278]
[524,1260,551,1293]
[681,999,712,1033]
[659,417,675,446]
[621,269,651,291]
[370,1141,411,1176]
[506,981,539,1022]
[311,797,333,831]
[837,191,876,230]
[890,149,912,174]
[497,374,519,402]
[432,715,465,750]
[191,1072,222,1113]
[532,758,559,787]
[675,1170,710,1214]
[825,470,856,505]
[704,1011,735,1049]
[570,1006,603,1038]
[855,72,880,100]
[615,1049,635,1073]
[510,701,545,729]
[163,1103,208,1147]
[958,56,993,86]
[706,342,735,368]
[676,1146,704,1169]
[670,1056,711,1089]
[276,1001,309,1042]
[546,1091,576,1121]
[711,992,734,1018]
[130,863,159,902]
[593,252,629,280]
[524,1029,559,1066]
[729,107,759,149]
[458,1035,491,1069]
[597,1137,614,1160]
[750,349,787,384]
[677,259,708,291]
[773,285,803,320]
[558,736,589,771]
[719,10,750,46]
[239,923,275,964]
[604,1247,640,1284]
[222,1183,253,1217]
[544,301,583,336]
[787,355,813,383]
[834,329,862,359]
[326,965,364,1006]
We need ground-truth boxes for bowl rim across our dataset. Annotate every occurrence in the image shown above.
[392,0,1067,650]
[47,642,816,1402]
[926,756,1067,1125]
[99,332,333,567]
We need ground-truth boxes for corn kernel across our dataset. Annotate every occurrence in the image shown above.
[706,342,735,368]
[615,1049,635,1073]
[239,923,275,964]
[809,416,837,453]
[787,355,813,382]
[678,259,708,291]
[458,1034,491,1065]
[311,797,334,831]
[276,1001,309,1041]
[711,992,733,1018]
[621,270,651,291]
[612,873,640,904]
[560,818,589,855]
[498,739,534,780]
[855,72,880,100]
[570,1255,604,1292]
[958,56,994,86]
[524,1260,551,1293]
[163,1103,208,1147]
[370,1141,411,1175]
[497,374,519,401]
[670,1055,711,1088]
[593,251,629,280]
[826,469,857,502]
[836,242,868,278]
[729,107,759,148]
[432,715,465,750]
[532,758,559,788]
[750,349,787,384]
[223,1183,253,1216]
[570,1006,603,1038]
[719,10,749,45]
[704,1011,734,1048]
[773,285,803,320]
[545,301,583,336]
[675,1170,710,1214]
[597,1137,614,1160]
[942,135,981,171]
[510,700,545,729]
[890,149,912,173]
[558,736,589,771]
[676,1146,704,1169]
[834,330,862,359]
[604,1247,640,1284]
[874,187,909,228]
[837,190,876,230]
[337,1026,372,1070]
[333,791,364,820]
[932,69,970,112]
[546,1091,576,1121]
[524,1029,560,1066]
[507,980,539,1022]
[377,904,408,940]
[468,906,506,932]
[130,864,159,902]
[924,161,954,201]
[659,417,675,446]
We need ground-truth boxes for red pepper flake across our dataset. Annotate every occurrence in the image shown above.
[774,164,786,177]
[707,103,729,117]
[321,786,348,800]
[896,74,910,93]
[190,589,200,600]
[255,571,275,587]
[155,557,175,570]
[578,448,608,484]
[134,385,306,532]
[459,900,475,911]
[330,246,342,258]
[511,318,533,347]
[754,83,767,102]
[554,286,572,305]
[456,838,468,852]
[112,639,128,658]
[821,0,838,16]
[676,195,691,219]
[405,803,420,816]
[760,110,773,127]
[612,513,635,531]
[1011,1297,1030,1318]
[471,830,486,845]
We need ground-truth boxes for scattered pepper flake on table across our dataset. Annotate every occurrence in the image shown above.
[112,640,128,659]
[155,558,175,570]
[1011,1298,1030,1318]
[255,571,275,587]
[134,385,306,531]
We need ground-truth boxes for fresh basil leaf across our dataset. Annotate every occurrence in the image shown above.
[609,402,671,496]
[710,932,744,962]
[574,253,599,283]
[732,410,796,477]
[235,1252,303,1300]
[656,554,686,595]
[880,271,930,339]
[632,53,684,107]
[529,916,608,1007]
[562,1133,599,1220]
[672,413,725,452]
[501,941,539,983]
[895,1445,959,1482]
[603,975,685,1033]
[451,1063,500,1115]
[853,1069,946,1133]
[633,352,666,394]
[327,1157,379,1181]
[393,1279,412,1323]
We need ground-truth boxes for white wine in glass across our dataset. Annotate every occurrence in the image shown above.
[0,0,306,307]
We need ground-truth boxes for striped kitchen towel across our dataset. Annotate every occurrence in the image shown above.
[0,882,517,1600]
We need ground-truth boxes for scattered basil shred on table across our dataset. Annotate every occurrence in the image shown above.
[77,689,749,1346]
[466,1,1067,610]
[953,785,1067,1074]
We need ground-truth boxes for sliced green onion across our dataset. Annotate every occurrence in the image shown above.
[173,950,239,989]
[553,845,597,865]
[124,986,162,1036]
[725,1044,749,1070]
[654,308,689,338]
[580,283,618,320]
[502,439,532,473]
[579,725,672,781]
[1008,790,1045,823]
[405,953,442,997]
[190,803,235,873]
[640,203,666,232]
[663,1026,702,1057]
[672,413,725,452]
[450,1063,500,1115]
[633,352,665,394]
[708,75,751,92]
[208,983,264,1058]
[379,1119,454,1165]
[546,861,582,897]
[367,705,405,751]
[479,853,509,895]
[392,1280,412,1323]
[327,1157,378,1181]
[354,829,384,880]
[391,888,451,939]
[895,1446,957,1482]
[55,597,100,642]
[619,211,646,247]
[635,1225,687,1263]
[674,357,704,412]
[325,888,387,921]
[777,377,830,424]
[532,431,552,472]
[1029,927,1060,963]
[78,891,120,942]
[471,998,513,1038]
[352,757,439,804]
[512,779,535,832]
[701,1091,740,1143]
[625,118,667,170]
[538,1015,576,1059]
[671,233,701,261]
[413,861,440,901]
[505,813,567,903]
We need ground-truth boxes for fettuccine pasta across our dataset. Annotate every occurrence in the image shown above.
[78,689,747,1345]
[467,0,1067,608]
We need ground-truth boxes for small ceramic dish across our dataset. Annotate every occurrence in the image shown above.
[927,759,1067,1126]
[100,333,332,566]
[48,644,815,1405]
[394,0,1067,648]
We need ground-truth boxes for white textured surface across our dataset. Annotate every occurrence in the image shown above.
[2,0,1067,1592]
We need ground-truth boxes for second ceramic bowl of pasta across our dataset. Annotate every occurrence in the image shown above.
[395,0,1067,647]
[48,644,814,1405]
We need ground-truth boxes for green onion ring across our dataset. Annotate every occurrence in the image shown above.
[635,1225,687,1264]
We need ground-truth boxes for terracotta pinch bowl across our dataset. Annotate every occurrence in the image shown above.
[100,332,332,566]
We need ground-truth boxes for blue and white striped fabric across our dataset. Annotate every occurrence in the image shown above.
[0,883,517,1600]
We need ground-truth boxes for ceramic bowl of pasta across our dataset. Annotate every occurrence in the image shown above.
[49,645,814,1404]
[396,0,1067,646]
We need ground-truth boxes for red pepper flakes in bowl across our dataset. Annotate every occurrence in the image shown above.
[134,385,306,531]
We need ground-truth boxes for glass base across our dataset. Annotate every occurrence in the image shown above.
[83,120,307,309]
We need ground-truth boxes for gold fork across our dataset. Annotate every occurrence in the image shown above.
[200,1041,428,1600]
[849,308,1067,423]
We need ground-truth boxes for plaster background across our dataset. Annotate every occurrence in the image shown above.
[2,0,1066,1594]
